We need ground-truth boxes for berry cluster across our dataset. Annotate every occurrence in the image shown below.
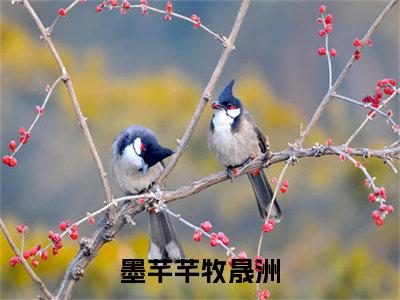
[362,78,397,120]
[192,220,230,247]
[255,289,271,300]
[316,5,336,57]
[262,219,275,233]
[352,37,373,60]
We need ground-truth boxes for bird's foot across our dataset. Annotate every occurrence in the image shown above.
[226,166,241,181]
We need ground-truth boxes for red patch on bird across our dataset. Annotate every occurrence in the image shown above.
[251,168,261,176]
[228,105,237,110]
[140,143,145,152]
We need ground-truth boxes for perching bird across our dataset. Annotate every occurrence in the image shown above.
[207,80,282,221]
[111,125,185,260]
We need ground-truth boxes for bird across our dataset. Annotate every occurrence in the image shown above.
[111,125,185,260]
[207,80,282,221]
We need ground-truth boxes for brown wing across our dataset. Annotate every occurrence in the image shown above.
[242,110,269,155]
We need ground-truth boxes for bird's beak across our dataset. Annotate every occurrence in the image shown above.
[141,159,149,176]
[211,101,222,110]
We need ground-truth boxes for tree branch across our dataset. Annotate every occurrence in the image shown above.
[156,0,252,185]
[296,0,399,147]
[0,217,54,300]
[21,0,115,217]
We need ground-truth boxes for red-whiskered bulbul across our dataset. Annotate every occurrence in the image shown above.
[207,80,282,221]
[111,125,185,260]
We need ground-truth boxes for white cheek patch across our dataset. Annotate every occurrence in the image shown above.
[227,108,241,118]
[213,110,234,127]
[133,138,142,155]
[122,144,142,169]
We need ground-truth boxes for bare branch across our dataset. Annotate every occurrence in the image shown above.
[156,0,252,185]
[0,217,54,300]
[344,88,400,146]
[296,0,399,147]
[21,0,114,216]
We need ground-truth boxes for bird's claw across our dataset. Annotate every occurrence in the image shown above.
[313,143,325,157]
[226,167,241,181]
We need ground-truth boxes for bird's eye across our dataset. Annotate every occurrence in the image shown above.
[228,105,237,110]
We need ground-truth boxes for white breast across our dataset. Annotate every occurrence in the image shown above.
[208,112,261,167]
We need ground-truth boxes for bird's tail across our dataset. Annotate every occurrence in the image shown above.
[147,210,185,261]
[247,170,282,222]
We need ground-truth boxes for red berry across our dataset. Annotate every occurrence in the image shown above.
[193,230,202,242]
[31,259,39,267]
[122,0,130,9]
[325,23,333,33]
[238,251,247,259]
[319,5,326,14]
[166,1,172,14]
[387,109,393,117]
[59,221,68,232]
[318,29,326,37]
[386,205,394,213]
[210,238,218,247]
[371,210,380,220]
[282,179,289,187]
[262,290,271,299]
[325,138,333,146]
[190,14,201,29]
[41,250,48,261]
[3,155,10,165]
[330,48,337,57]
[316,18,323,24]
[95,5,102,12]
[165,14,171,21]
[389,78,397,86]
[353,38,362,47]
[23,251,30,259]
[325,14,333,24]
[263,221,274,233]
[70,230,79,240]
[16,223,27,233]
[58,8,67,17]
[221,236,230,246]
[318,46,326,56]
[378,187,387,199]
[29,248,38,257]
[35,106,44,116]
[9,140,16,152]
[375,218,384,227]
[88,216,95,225]
[201,221,212,233]
[354,49,361,60]
[383,86,394,95]
[280,185,287,193]
[9,256,20,267]
[216,232,225,239]
[368,193,376,203]
[366,39,373,46]
[110,0,118,6]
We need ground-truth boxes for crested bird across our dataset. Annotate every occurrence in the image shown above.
[111,125,185,260]
[207,80,282,221]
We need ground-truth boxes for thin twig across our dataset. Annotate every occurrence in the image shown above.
[296,0,399,147]
[344,87,400,146]
[156,0,251,185]
[160,206,236,257]
[334,94,399,131]
[47,0,81,34]
[0,217,54,300]
[21,0,115,217]
[9,76,63,159]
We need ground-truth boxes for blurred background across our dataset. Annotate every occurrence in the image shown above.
[1,0,399,298]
